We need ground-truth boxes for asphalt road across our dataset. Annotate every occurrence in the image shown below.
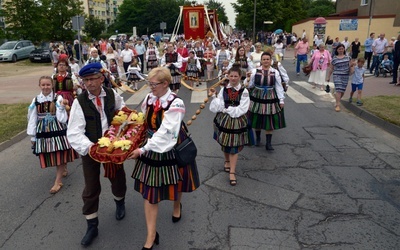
[1,57,400,249]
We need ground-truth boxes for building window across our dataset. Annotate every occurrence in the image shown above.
[361,0,369,5]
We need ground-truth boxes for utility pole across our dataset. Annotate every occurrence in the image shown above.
[253,0,256,42]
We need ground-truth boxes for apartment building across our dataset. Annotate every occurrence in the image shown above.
[85,0,124,26]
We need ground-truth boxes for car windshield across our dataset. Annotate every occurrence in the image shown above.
[0,42,17,50]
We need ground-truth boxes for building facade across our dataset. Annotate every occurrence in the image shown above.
[292,0,400,44]
[85,0,124,26]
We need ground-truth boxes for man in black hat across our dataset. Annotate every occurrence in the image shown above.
[67,62,127,247]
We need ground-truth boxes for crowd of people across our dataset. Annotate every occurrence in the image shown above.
[27,32,290,249]
[30,28,400,248]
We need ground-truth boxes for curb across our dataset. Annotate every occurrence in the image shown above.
[341,100,400,138]
[0,130,28,153]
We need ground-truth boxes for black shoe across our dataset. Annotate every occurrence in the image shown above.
[266,134,274,151]
[81,218,99,247]
[172,203,182,223]
[389,81,397,84]
[142,232,160,250]
[115,198,125,220]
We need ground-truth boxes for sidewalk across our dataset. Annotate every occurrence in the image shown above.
[283,48,400,138]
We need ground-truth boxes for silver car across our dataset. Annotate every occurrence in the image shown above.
[0,40,35,62]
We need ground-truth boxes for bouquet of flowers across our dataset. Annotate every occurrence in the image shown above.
[89,107,147,164]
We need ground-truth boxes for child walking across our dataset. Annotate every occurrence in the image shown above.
[127,57,144,90]
[209,67,250,186]
[349,58,366,106]
[27,76,78,194]
[183,51,202,87]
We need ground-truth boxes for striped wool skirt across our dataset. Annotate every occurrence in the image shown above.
[132,135,200,204]
[35,113,78,168]
[248,87,286,130]
[213,112,248,154]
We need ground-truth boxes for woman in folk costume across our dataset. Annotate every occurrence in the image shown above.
[193,41,206,78]
[27,76,78,194]
[176,41,189,72]
[227,45,254,80]
[244,52,286,150]
[183,50,202,87]
[129,67,200,250]
[161,42,183,93]
[145,41,160,71]
[209,67,250,186]
[52,59,80,107]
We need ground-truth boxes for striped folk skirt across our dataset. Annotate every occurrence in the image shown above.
[132,149,200,204]
[248,87,286,130]
[213,112,248,154]
[35,114,78,168]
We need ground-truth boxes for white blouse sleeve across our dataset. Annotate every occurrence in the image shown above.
[67,101,93,156]
[55,95,68,123]
[142,98,185,153]
[209,87,226,113]
[27,98,38,141]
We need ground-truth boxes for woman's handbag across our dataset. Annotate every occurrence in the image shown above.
[174,122,197,166]
[302,64,312,76]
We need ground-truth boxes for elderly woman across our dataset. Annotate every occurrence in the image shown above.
[307,44,332,90]
[250,42,263,67]
[129,67,200,250]
[326,43,355,112]
[105,46,119,66]
[215,42,231,73]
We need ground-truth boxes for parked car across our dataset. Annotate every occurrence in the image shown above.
[0,40,35,62]
[29,42,52,63]
[162,34,172,42]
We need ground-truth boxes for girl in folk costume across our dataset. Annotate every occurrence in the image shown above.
[127,57,144,91]
[215,42,231,73]
[244,52,286,150]
[161,42,183,93]
[183,51,202,87]
[109,58,123,87]
[176,41,189,72]
[27,76,79,194]
[227,46,254,80]
[209,67,250,186]
[193,41,205,78]
[52,59,80,107]
[145,41,160,71]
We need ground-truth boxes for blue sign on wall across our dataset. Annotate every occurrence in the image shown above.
[339,19,358,31]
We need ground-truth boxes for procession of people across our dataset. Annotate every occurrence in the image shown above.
[26,25,400,248]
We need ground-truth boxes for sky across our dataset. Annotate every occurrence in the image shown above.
[198,0,236,27]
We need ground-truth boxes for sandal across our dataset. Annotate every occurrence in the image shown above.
[335,105,341,112]
[50,183,63,194]
[229,172,237,186]
[224,161,230,172]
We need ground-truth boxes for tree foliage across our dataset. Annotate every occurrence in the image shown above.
[83,16,106,39]
[232,0,336,34]
[2,0,84,42]
[205,0,228,25]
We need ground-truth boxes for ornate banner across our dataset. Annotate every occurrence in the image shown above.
[183,6,205,40]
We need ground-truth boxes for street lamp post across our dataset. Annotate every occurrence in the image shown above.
[253,0,257,42]
[367,0,374,38]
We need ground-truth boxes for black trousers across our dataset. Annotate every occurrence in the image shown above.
[393,60,399,83]
[123,61,130,74]
[364,51,373,69]
[81,155,127,215]
[137,54,144,73]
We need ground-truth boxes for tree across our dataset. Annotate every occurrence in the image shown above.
[2,0,45,42]
[204,0,229,25]
[83,15,106,40]
[41,0,85,41]
[307,0,336,17]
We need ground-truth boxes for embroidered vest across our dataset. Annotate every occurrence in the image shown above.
[77,88,115,143]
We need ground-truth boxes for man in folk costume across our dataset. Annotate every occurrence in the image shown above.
[67,63,127,247]
[161,42,183,93]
